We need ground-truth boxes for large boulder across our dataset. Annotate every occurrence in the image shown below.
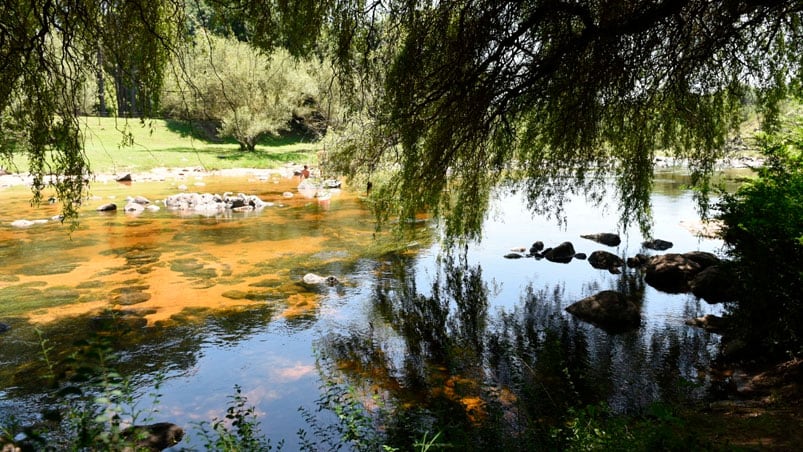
[690,264,738,303]
[580,233,621,247]
[626,253,650,268]
[566,290,641,332]
[543,241,576,263]
[682,251,721,270]
[644,253,702,293]
[587,250,625,270]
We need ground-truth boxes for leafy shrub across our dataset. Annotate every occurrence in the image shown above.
[716,131,803,361]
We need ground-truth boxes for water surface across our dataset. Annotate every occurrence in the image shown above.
[0,168,747,450]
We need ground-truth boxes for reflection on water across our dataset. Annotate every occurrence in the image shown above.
[0,169,745,449]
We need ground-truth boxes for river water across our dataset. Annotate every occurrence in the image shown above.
[0,167,746,450]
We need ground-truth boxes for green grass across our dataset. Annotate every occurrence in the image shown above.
[5,116,320,175]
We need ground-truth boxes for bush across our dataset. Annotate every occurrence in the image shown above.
[716,131,803,361]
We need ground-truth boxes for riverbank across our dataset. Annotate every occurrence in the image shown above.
[0,164,314,189]
[687,357,802,450]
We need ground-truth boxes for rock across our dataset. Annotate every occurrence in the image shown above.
[504,253,524,259]
[130,195,151,205]
[529,241,545,254]
[626,253,649,268]
[543,241,575,263]
[0,322,10,333]
[574,253,587,260]
[10,219,36,228]
[116,173,132,182]
[124,202,145,213]
[642,239,673,250]
[565,290,641,332]
[685,314,727,334]
[122,422,184,451]
[97,203,117,212]
[302,273,339,286]
[644,253,702,293]
[682,251,721,270]
[580,233,621,247]
[587,250,625,270]
[690,264,738,303]
[282,192,294,198]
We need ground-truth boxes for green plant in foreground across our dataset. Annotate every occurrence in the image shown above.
[716,130,803,361]
[195,384,283,451]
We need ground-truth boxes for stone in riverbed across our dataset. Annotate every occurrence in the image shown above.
[566,290,641,333]
[543,241,575,263]
[581,233,621,247]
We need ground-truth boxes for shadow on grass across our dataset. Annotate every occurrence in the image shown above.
[164,118,230,143]
[164,119,318,148]
[214,148,311,164]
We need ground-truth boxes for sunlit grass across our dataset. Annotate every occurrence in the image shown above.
[4,116,320,175]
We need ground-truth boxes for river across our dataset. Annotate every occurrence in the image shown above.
[0,166,748,450]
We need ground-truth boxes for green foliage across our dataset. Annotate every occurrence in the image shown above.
[716,131,803,361]
[0,0,186,224]
[299,380,389,451]
[325,1,803,238]
[195,385,282,451]
[162,31,321,151]
[558,402,705,451]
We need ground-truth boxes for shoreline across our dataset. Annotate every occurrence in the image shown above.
[0,164,307,189]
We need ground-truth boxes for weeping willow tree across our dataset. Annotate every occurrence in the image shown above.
[0,0,183,222]
[1,0,802,237]
[325,0,803,238]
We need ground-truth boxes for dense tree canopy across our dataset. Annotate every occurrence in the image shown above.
[161,33,320,150]
[1,0,802,236]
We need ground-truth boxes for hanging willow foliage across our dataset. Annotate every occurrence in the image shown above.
[0,0,185,227]
[324,0,803,239]
[1,1,802,237]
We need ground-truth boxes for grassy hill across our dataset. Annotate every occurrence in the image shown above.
[4,116,320,175]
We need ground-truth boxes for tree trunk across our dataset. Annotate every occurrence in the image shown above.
[96,48,107,116]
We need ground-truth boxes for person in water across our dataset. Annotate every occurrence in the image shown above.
[300,165,310,179]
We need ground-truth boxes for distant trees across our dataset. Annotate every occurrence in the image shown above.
[161,32,321,151]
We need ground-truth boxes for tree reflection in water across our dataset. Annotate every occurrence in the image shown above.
[313,248,718,450]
